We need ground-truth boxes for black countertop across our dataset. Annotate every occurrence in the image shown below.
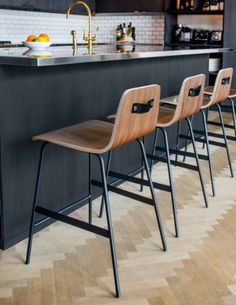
[0,44,232,67]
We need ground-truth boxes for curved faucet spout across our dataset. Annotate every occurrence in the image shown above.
[66,1,95,54]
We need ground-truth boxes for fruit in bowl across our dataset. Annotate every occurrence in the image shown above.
[23,33,51,50]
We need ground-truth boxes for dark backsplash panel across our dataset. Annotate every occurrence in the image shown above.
[0,0,96,14]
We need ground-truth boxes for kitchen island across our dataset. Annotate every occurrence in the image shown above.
[0,45,231,249]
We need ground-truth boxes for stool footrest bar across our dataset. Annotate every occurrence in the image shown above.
[207,131,236,141]
[155,146,209,161]
[35,206,110,238]
[207,121,222,127]
[108,170,171,193]
[92,180,154,206]
[179,134,227,147]
[220,105,236,111]
[224,135,236,141]
[207,121,235,130]
[193,129,236,141]
[147,154,199,171]
[34,194,91,228]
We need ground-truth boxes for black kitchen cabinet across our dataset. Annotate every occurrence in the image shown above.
[223,0,236,87]
[0,0,96,14]
[96,0,165,13]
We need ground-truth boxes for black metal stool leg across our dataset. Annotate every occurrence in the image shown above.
[185,118,208,208]
[96,154,121,298]
[88,153,93,224]
[99,151,112,217]
[149,128,159,176]
[229,97,236,137]
[203,107,209,150]
[200,109,216,197]
[175,121,181,163]
[140,137,145,192]
[183,115,193,163]
[25,142,47,265]
[216,104,234,178]
[137,139,167,252]
[159,127,179,238]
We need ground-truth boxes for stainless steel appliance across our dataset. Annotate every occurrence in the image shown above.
[210,31,223,44]
[192,29,210,43]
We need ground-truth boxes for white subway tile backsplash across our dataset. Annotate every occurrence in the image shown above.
[0,9,165,45]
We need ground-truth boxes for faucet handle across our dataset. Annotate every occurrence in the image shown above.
[71,30,77,49]
[83,28,89,41]
[71,30,77,38]
[91,27,99,41]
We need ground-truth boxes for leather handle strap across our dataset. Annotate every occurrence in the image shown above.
[222,77,231,85]
[132,99,154,114]
[188,86,202,97]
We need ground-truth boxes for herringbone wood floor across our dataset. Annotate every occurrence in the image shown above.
[0,113,236,305]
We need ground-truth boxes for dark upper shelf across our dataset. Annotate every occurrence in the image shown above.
[166,9,224,15]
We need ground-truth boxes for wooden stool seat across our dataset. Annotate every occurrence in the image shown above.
[33,120,114,154]
[161,95,178,105]
[204,86,214,95]
[157,106,176,127]
[205,86,236,98]
[229,89,236,98]
[200,96,213,109]
[161,95,211,110]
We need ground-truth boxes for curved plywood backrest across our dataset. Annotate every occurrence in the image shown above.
[171,74,206,124]
[210,68,233,106]
[110,84,160,149]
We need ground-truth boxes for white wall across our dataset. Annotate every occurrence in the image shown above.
[0,9,165,45]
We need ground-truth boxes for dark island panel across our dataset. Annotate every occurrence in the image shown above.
[0,53,209,249]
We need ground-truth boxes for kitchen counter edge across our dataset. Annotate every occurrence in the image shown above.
[0,47,232,67]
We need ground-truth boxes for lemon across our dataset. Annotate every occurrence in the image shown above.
[38,36,47,42]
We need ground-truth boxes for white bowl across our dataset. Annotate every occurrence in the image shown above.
[23,41,52,50]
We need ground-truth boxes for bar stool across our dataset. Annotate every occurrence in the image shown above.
[147,74,208,237]
[165,68,234,199]
[197,68,234,181]
[205,81,236,137]
[183,68,234,183]
[25,84,167,298]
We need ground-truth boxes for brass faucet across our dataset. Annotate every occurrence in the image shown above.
[66,1,96,54]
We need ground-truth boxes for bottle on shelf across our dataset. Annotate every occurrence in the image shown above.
[176,0,181,10]
[189,0,195,10]
[131,26,136,41]
[180,25,192,42]
[185,1,190,10]
[179,0,185,10]
[173,24,183,42]
[116,22,135,43]
[127,22,132,36]
[210,0,219,10]
[116,24,122,41]
[202,0,210,11]
[219,0,224,10]
[122,23,127,35]
[131,27,136,41]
